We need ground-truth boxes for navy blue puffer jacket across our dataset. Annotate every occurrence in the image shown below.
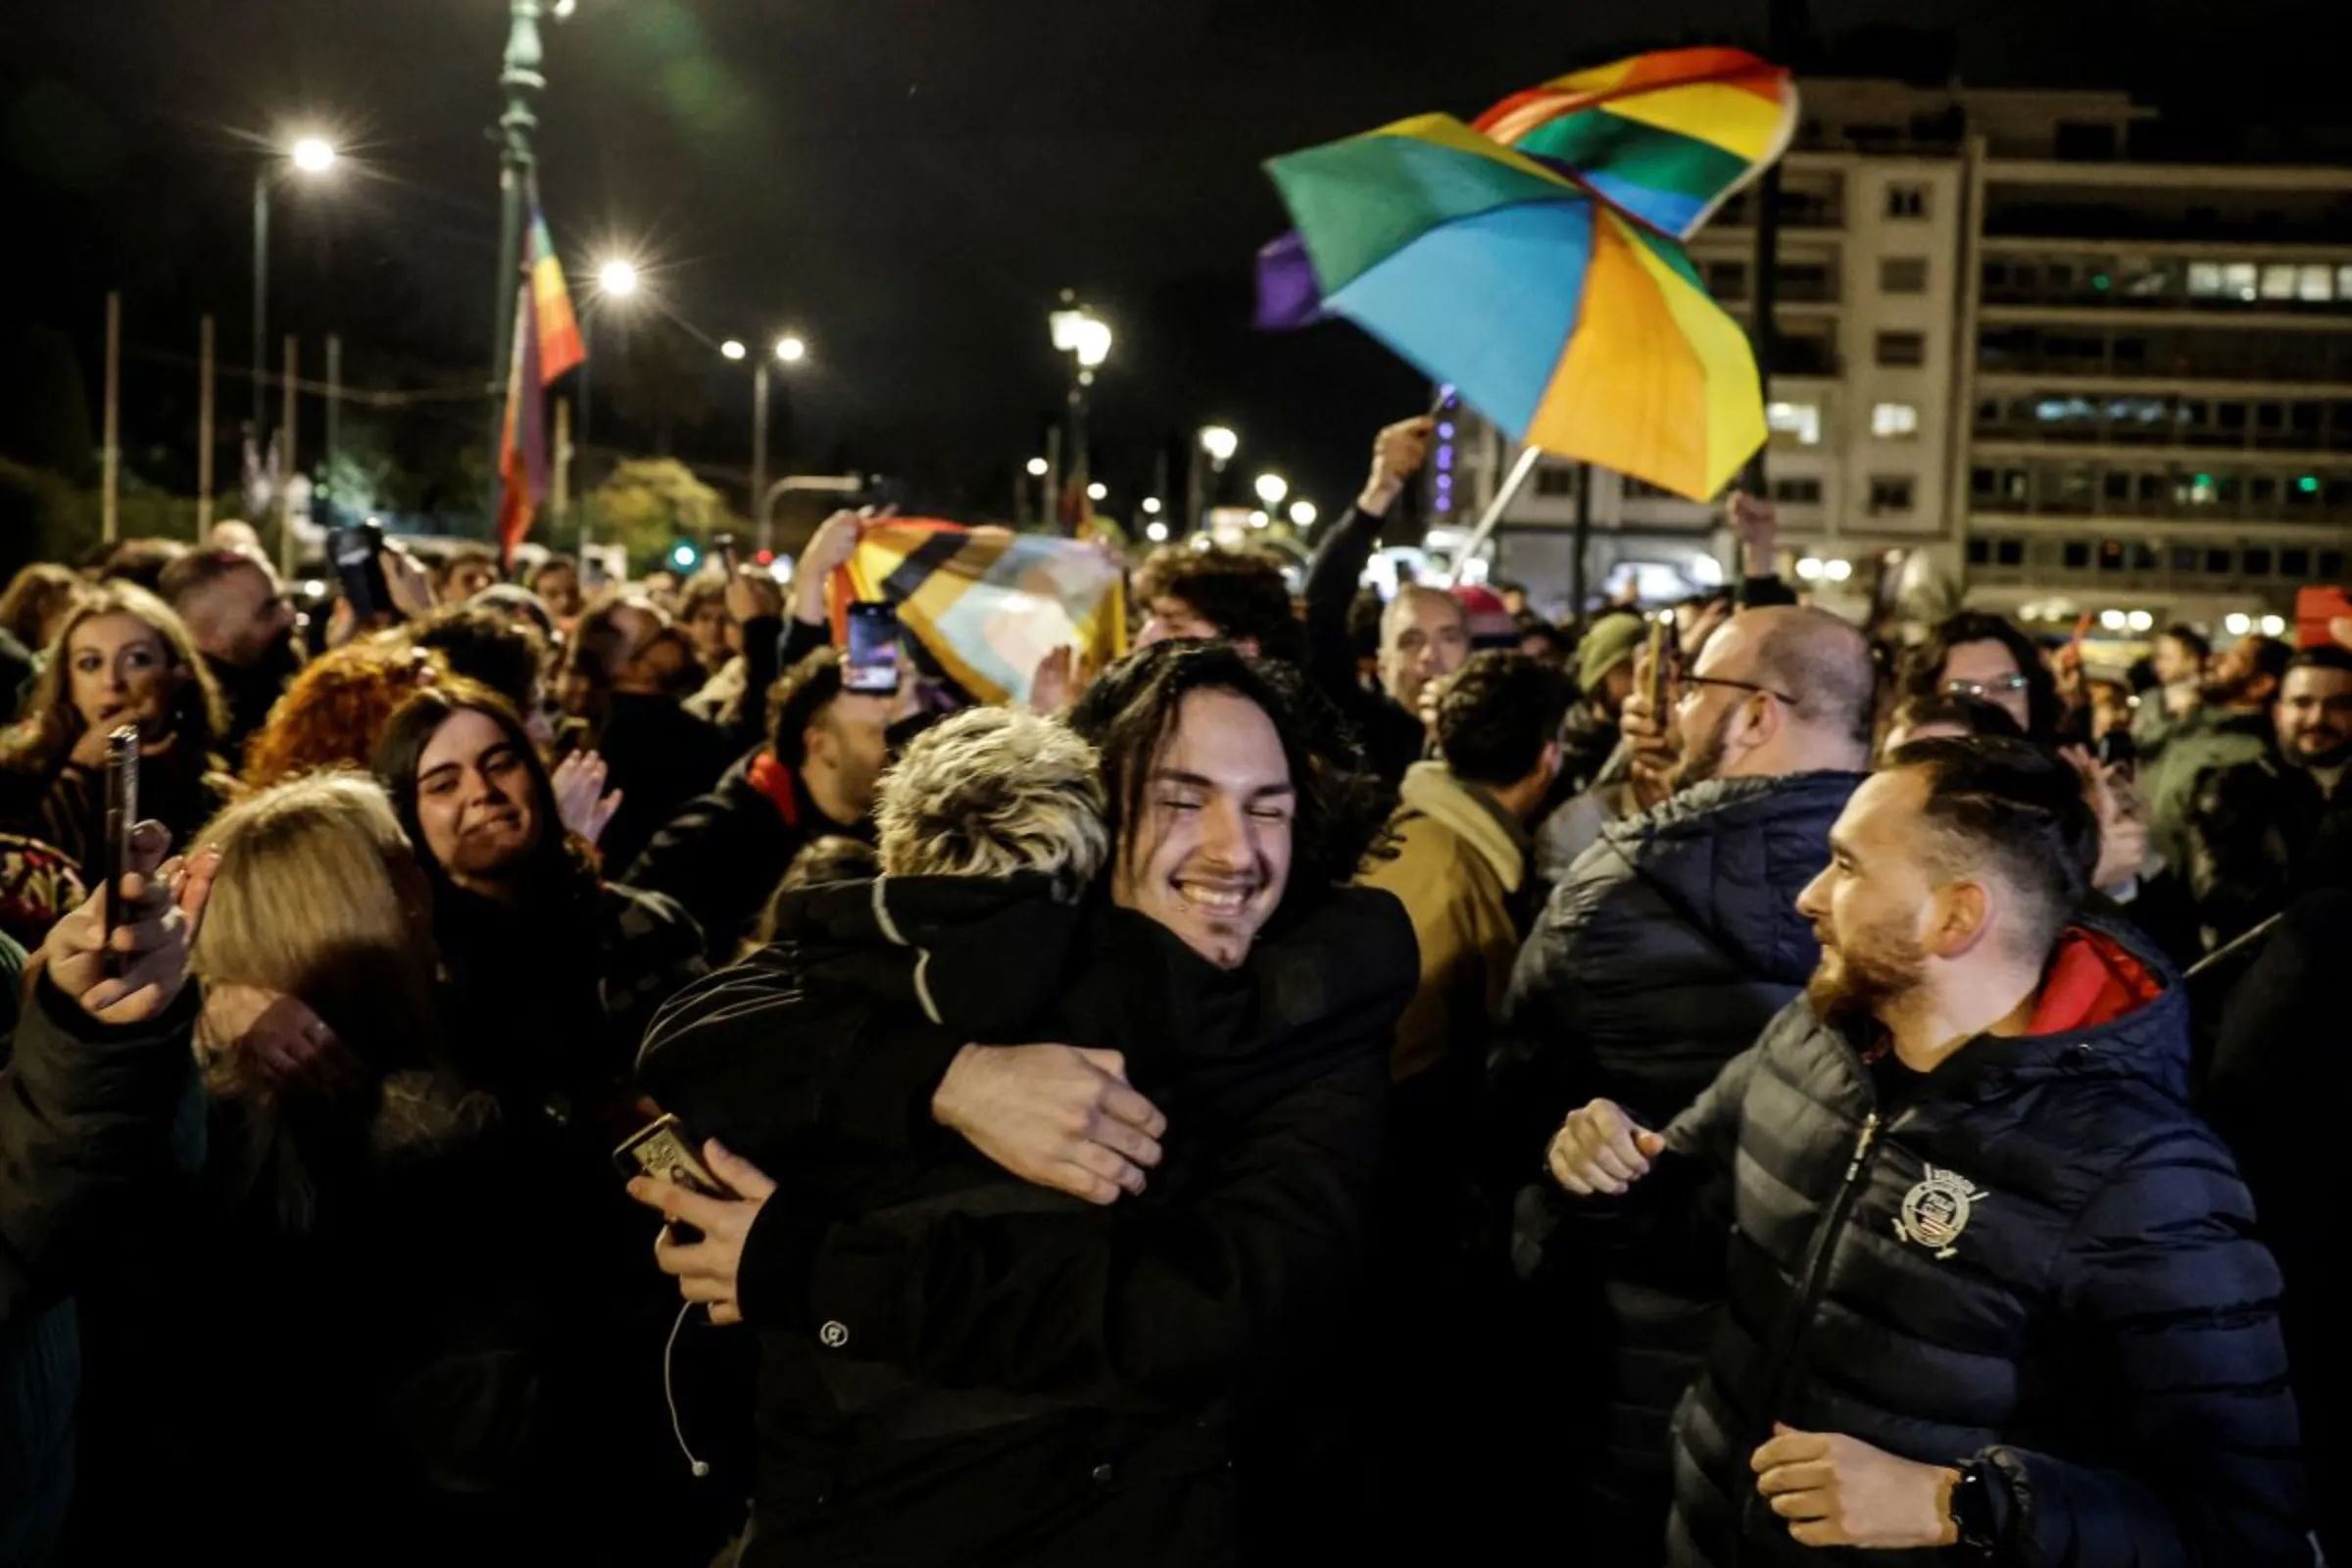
[1492,769,1863,1523]
[1644,920,2308,1567]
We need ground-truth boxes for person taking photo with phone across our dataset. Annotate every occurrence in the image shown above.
[0,584,233,897]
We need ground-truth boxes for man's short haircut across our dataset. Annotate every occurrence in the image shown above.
[1750,607,1879,751]
[158,547,269,610]
[2246,635,2298,688]
[876,708,1108,893]
[2160,622,2212,662]
[411,604,549,714]
[1886,736,2100,960]
[1133,545,1304,663]
[1435,651,1573,788]
[1381,584,1469,647]
[766,646,847,768]
[2286,644,2352,681]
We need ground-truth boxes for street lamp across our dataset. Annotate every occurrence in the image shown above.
[1048,293,1110,507]
[1087,481,1107,502]
[1289,500,1318,529]
[597,258,642,298]
[1026,457,1049,478]
[745,333,810,551]
[720,339,747,362]
[1254,472,1289,511]
[1146,521,1170,543]
[1142,497,1162,515]
[1191,425,1239,534]
[252,133,339,440]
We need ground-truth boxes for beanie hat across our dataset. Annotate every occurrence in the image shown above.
[1577,612,1649,695]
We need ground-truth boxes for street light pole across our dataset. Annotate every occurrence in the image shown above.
[752,361,769,543]
[252,171,270,443]
[490,0,549,484]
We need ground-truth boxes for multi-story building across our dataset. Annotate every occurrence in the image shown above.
[1441,80,2352,631]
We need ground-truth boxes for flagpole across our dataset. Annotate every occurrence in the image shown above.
[325,332,343,525]
[197,315,216,534]
[1441,444,1542,588]
[101,291,121,545]
[277,335,299,581]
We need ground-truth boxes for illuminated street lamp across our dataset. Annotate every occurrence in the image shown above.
[1087,481,1108,502]
[720,339,748,362]
[1253,472,1289,511]
[1142,497,1162,515]
[1190,425,1240,533]
[290,136,337,174]
[1200,425,1239,466]
[252,132,339,437]
[596,258,642,298]
[1048,293,1111,503]
[1026,457,1049,478]
[775,334,808,364]
[1289,500,1318,529]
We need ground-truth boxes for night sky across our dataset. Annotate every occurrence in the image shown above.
[5,0,2344,530]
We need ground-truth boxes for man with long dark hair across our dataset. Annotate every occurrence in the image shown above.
[629,641,1411,1566]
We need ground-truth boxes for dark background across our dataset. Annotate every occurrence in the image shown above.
[5,0,2345,533]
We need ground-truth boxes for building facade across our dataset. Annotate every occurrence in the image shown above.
[1442,81,2352,631]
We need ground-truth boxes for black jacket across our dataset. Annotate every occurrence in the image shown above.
[590,692,738,874]
[1302,504,1427,788]
[623,750,871,961]
[2187,752,2348,945]
[2,963,198,1560]
[638,874,1414,1567]
[1634,921,2306,1568]
[1494,770,1861,1530]
[2205,887,2352,1565]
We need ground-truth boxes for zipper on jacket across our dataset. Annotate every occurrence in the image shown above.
[1733,1110,1882,1564]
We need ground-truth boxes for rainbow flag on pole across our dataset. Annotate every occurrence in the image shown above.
[828,520,1128,706]
[497,189,582,564]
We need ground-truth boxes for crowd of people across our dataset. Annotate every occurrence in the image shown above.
[1,410,2345,1566]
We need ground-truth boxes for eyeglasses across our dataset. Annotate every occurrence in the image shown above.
[1940,674,2031,699]
[1678,672,1797,707]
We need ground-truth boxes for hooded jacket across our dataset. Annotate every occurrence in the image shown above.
[1642,921,2307,1567]
[1357,761,1533,1086]
[637,873,1414,1567]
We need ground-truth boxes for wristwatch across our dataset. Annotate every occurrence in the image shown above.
[1948,1458,1999,1555]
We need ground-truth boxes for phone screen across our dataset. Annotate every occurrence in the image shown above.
[845,601,902,695]
[328,523,392,619]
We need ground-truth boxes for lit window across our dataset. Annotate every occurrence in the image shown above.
[2261,264,2297,301]
[1886,184,1929,220]
[1766,401,1822,445]
[2224,263,2258,302]
[1881,257,1929,293]
[2300,265,2333,302]
[1872,402,1920,438]
[2341,265,2352,302]
[1868,475,1916,513]
[2188,263,2224,298]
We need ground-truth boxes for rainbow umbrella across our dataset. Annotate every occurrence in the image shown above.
[1256,49,1795,502]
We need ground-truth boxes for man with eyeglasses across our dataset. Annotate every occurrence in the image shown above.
[1493,604,1877,1565]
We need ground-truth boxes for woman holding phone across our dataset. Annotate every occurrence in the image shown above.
[0,583,232,887]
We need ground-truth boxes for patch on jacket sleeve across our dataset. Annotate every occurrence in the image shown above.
[1895,1165,1984,1260]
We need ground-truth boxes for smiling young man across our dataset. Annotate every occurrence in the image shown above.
[628,642,1413,1566]
[1546,738,2306,1566]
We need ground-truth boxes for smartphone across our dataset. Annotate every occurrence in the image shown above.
[328,521,393,620]
[2094,728,2138,775]
[1642,616,1670,712]
[612,1114,737,1199]
[845,600,902,695]
[101,725,139,977]
[712,531,744,575]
